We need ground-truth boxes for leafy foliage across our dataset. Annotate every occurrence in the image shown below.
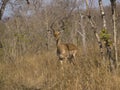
[100,29,110,41]
[100,28,112,46]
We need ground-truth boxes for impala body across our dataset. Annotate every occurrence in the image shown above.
[54,31,77,64]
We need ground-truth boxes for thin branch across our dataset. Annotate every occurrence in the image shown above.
[26,0,30,4]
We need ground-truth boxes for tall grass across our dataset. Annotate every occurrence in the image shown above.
[0,47,120,90]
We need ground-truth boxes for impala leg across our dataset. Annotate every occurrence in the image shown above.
[70,53,76,65]
[70,56,75,65]
[60,60,63,65]
[72,56,76,65]
[58,58,64,70]
[67,55,72,64]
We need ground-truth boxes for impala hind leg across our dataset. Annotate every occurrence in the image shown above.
[69,54,76,65]
[58,57,64,70]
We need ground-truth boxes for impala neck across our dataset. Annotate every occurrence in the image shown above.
[56,38,61,46]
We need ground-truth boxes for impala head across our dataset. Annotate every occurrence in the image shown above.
[53,31,61,40]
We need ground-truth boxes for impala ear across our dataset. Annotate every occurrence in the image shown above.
[59,30,63,33]
[57,31,61,35]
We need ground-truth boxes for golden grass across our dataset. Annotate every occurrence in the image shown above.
[0,48,120,90]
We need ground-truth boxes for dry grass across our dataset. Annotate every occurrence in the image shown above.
[0,47,120,90]
[0,11,120,90]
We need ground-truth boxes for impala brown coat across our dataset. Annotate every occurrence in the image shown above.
[54,31,77,64]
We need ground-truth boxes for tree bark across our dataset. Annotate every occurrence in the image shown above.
[99,0,115,71]
[98,0,107,29]
[80,14,87,55]
[0,0,9,20]
[110,0,118,69]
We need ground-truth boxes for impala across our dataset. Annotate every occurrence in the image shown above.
[50,19,77,65]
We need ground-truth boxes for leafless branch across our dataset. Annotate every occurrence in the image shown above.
[50,0,76,32]
[26,0,30,4]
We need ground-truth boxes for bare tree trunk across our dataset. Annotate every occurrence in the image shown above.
[0,0,9,20]
[98,0,108,62]
[110,0,118,69]
[80,14,87,55]
[0,21,7,49]
[46,30,51,50]
[99,0,115,71]
[74,20,79,46]
[88,16,104,57]
[0,0,21,54]
[98,0,107,61]
[85,0,103,57]
[45,8,51,50]
[98,0,107,29]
